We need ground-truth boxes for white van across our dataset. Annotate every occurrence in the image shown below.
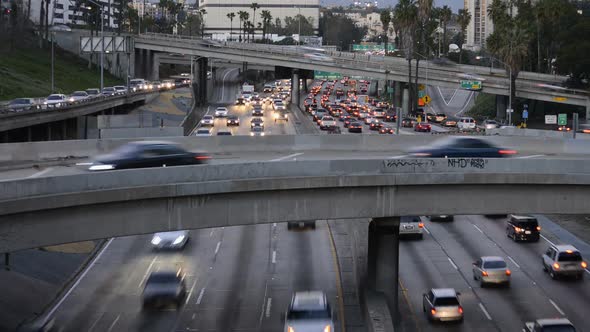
[457,117,476,130]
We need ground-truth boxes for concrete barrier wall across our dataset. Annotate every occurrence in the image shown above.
[0,135,588,163]
[486,127,589,139]
[99,127,183,139]
[97,114,154,129]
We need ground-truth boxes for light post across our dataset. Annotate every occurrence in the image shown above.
[476,55,513,125]
[414,51,430,120]
[87,0,105,92]
[51,31,55,93]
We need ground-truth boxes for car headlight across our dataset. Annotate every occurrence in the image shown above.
[88,164,115,171]
[69,98,74,102]
[173,235,185,245]
[151,236,161,245]
[261,132,265,136]
[250,132,255,136]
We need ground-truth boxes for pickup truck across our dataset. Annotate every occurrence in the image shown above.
[523,318,575,332]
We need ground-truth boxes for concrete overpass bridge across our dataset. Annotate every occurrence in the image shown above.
[134,33,590,114]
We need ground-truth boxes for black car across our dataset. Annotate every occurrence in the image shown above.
[226,115,240,126]
[379,126,395,134]
[142,271,187,309]
[339,115,352,123]
[348,122,363,133]
[506,215,540,242]
[409,137,517,158]
[88,141,210,171]
[252,106,264,116]
[369,121,383,130]
[384,113,397,122]
[429,215,455,222]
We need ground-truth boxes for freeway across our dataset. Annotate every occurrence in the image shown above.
[398,215,590,332]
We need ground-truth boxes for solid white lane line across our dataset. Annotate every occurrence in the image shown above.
[265,298,272,318]
[436,87,450,106]
[27,167,54,178]
[540,234,557,247]
[185,279,198,305]
[196,287,206,305]
[214,241,221,254]
[106,315,120,332]
[139,256,158,288]
[447,89,458,105]
[270,152,303,162]
[46,238,114,320]
[517,154,545,159]
[549,299,565,315]
[422,226,430,235]
[87,315,102,332]
[479,303,493,320]
[507,256,521,269]
[473,224,484,234]
[448,257,458,270]
[220,68,237,102]
[272,250,277,264]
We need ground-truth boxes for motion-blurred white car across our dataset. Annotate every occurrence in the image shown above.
[304,53,334,62]
[151,230,189,250]
[214,107,229,117]
[69,91,89,102]
[44,94,67,108]
[283,291,334,332]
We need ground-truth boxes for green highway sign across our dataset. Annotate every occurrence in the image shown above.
[558,113,567,126]
[460,80,483,91]
[314,71,342,79]
[418,90,426,98]
[352,44,397,52]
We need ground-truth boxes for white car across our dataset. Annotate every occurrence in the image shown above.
[68,91,89,102]
[364,116,378,125]
[195,128,212,136]
[250,126,265,136]
[457,117,477,130]
[372,108,386,118]
[319,116,337,130]
[274,101,286,111]
[399,216,424,239]
[214,107,229,117]
[151,230,189,250]
[200,115,215,126]
[113,86,128,95]
[304,53,334,62]
[44,94,67,108]
[283,291,334,332]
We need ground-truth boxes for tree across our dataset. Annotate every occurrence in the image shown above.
[250,2,260,40]
[319,11,367,52]
[284,15,314,35]
[439,5,451,54]
[415,0,433,111]
[227,12,236,41]
[198,8,206,38]
[555,16,590,87]
[379,10,391,55]
[456,8,471,64]
[393,0,417,113]
[274,17,282,35]
[260,10,272,40]
[238,11,249,42]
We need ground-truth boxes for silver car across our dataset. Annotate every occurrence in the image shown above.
[283,291,334,332]
[422,288,464,323]
[151,230,189,250]
[399,216,424,239]
[472,256,511,287]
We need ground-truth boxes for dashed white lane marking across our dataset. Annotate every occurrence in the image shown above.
[540,234,556,247]
[517,154,546,159]
[473,224,484,234]
[106,315,120,332]
[139,256,158,288]
[448,257,458,270]
[549,299,565,315]
[185,279,198,305]
[270,152,304,161]
[27,167,54,178]
[87,315,102,332]
[507,256,521,269]
[479,303,493,320]
[209,229,214,237]
[272,250,277,264]
[215,241,221,255]
[196,287,206,305]
[265,298,272,318]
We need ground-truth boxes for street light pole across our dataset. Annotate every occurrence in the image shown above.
[51,32,55,93]
[88,0,105,92]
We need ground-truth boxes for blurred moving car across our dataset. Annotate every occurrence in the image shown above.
[319,116,337,130]
[7,98,39,112]
[226,115,240,126]
[557,125,572,132]
[472,256,511,287]
[429,215,454,222]
[304,53,334,62]
[130,78,147,91]
[384,113,397,122]
[287,220,316,230]
[251,117,264,128]
[274,111,289,122]
[422,288,464,323]
[44,94,67,108]
[151,230,189,250]
[542,244,586,280]
[506,215,540,242]
[142,270,186,309]
[442,119,457,127]
[252,105,264,116]
[348,122,363,133]
[88,141,210,171]
[215,107,229,117]
[401,118,415,128]
[69,91,89,102]
[200,115,215,126]
[113,86,128,95]
[102,87,117,96]
[195,128,212,136]
[409,137,517,158]
[86,88,101,98]
[250,126,265,136]
[379,126,395,134]
[524,318,576,332]
[400,216,424,239]
[283,291,334,332]
[482,119,500,129]
[217,130,233,136]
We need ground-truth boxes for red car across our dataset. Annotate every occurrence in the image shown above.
[379,127,395,134]
[414,122,432,132]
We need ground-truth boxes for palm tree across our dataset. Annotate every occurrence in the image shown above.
[379,10,391,55]
[250,2,260,41]
[227,12,236,41]
[456,9,471,64]
[415,0,433,111]
[198,9,207,38]
[439,5,452,54]
[238,10,249,42]
[394,0,417,114]
[260,10,272,40]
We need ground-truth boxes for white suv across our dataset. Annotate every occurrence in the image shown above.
[283,291,334,332]
[214,107,229,117]
[457,117,476,130]
[542,244,587,280]
[399,216,424,239]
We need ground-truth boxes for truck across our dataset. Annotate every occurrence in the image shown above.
[523,318,575,332]
[241,83,255,100]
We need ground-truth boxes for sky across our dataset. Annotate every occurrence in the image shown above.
[321,0,465,13]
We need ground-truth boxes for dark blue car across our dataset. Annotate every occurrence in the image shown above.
[409,137,517,158]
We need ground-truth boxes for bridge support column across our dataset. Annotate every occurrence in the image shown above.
[496,95,508,121]
[402,88,409,116]
[134,49,143,78]
[27,127,32,142]
[368,217,400,324]
[193,57,208,107]
[291,71,300,106]
[586,97,590,123]
[394,81,402,108]
[151,53,160,81]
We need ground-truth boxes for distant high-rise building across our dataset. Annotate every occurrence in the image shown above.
[464,0,493,50]
[29,0,119,29]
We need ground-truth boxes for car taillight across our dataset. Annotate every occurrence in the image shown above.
[553,263,560,270]
[195,155,211,160]
[506,269,511,276]
[418,223,424,228]
[482,271,488,276]
[582,261,588,268]
[458,306,463,314]
[498,149,517,155]
[431,309,436,315]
